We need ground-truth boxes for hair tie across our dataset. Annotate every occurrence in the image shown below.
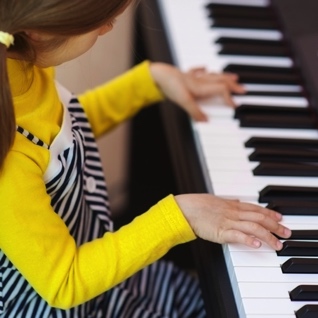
[0,31,14,48]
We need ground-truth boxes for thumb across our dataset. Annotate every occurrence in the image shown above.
[181,96,208,122]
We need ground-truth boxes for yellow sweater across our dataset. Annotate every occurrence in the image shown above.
[0,59,196,309]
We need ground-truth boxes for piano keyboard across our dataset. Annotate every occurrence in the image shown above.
[157,0,318,317]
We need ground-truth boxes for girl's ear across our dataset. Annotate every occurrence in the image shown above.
[25,31,50,42]
[24,31,37,40]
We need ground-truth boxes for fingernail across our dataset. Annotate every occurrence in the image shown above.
[253,240,261,248]
[276,240,283,250]
[275,212,282,220]
[284,228,292,237]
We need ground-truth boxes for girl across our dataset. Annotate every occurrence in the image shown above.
[0,0,291,317]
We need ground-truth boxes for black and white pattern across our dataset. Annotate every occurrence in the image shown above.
[0,89,206,317]
[16,126,50,149]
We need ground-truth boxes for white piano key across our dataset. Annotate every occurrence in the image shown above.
[202,157,259,171]
[230,251,318,267]
[205,54,293,73]
[236,266,318,283]
[209,28,283,41]
[283,223,318,229]
[239,281,312,298]
[228,240,318,255]
[230,251,290,266]
[247,315,295,318]
[207,0,270,6]
[194,119,318,139]
[282,215,318,225]
[243,84,303,93]
[202,145,254,158]
[233,95,308,107]
[196,128,318,144]
[209,171,318,200]
[200,104,235,117]
[243,298,318,315]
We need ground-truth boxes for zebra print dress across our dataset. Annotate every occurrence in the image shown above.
[0,84,206,317]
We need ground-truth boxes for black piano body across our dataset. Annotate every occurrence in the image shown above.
[127,1,318,317]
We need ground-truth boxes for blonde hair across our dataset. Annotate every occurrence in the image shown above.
[0,0,132,170]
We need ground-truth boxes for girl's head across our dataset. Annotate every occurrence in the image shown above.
[0,0,132,170]
[1,0,132,64]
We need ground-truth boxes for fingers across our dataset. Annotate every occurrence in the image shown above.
[175,193,292,252]
[222,227,283,250]
[210,73,245,96]
[225,202,291,250]
[185,69,246,107]
[234,201,284,222]
[231,218,289,250]
[182,96,209,121]
[188,67,209,77]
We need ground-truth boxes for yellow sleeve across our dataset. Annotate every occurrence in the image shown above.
[0,137,195,309]
[78,61,164,138]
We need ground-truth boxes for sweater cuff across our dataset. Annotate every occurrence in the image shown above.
[157,194,196,243]
[135,60,164,105]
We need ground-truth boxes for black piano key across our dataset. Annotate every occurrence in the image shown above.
[235,105,310,119]
[225,64,302,85]
[219,43,288,57]
[275,230,318,240]
[267,201,318,215]
[233,91,304,97]
[239,114,316,129]
[277,241,318,257]
[210,17,278,30]
[253,162,318,176]
[296,305,318,318]
[223,62,300,84]
[216,37,286,46]
[290,285,318,301]
[282,258,318,273]
[290,230,318,240]
[224,63,300,76]
[259,185,318,203]
[245,137,318,149]
[217,38,289,57]
[227,67,302,85]
[234,72,300,85]
[249,148,318,162]
[206,4,275,20]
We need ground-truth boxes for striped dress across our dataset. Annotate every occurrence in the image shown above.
[0,84,206,317]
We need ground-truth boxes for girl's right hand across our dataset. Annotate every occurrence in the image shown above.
[150,62,245,122]
[174,193,291,250]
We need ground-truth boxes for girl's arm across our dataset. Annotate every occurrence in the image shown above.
[78,61,163,138]
[78,60,245,138]
[0,142,194,309]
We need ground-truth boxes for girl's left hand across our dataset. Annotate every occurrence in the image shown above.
[150,62,245,121]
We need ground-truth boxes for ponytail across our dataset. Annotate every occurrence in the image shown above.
[0,45,15,171]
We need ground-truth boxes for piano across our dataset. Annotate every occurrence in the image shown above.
[129,0,318,317]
